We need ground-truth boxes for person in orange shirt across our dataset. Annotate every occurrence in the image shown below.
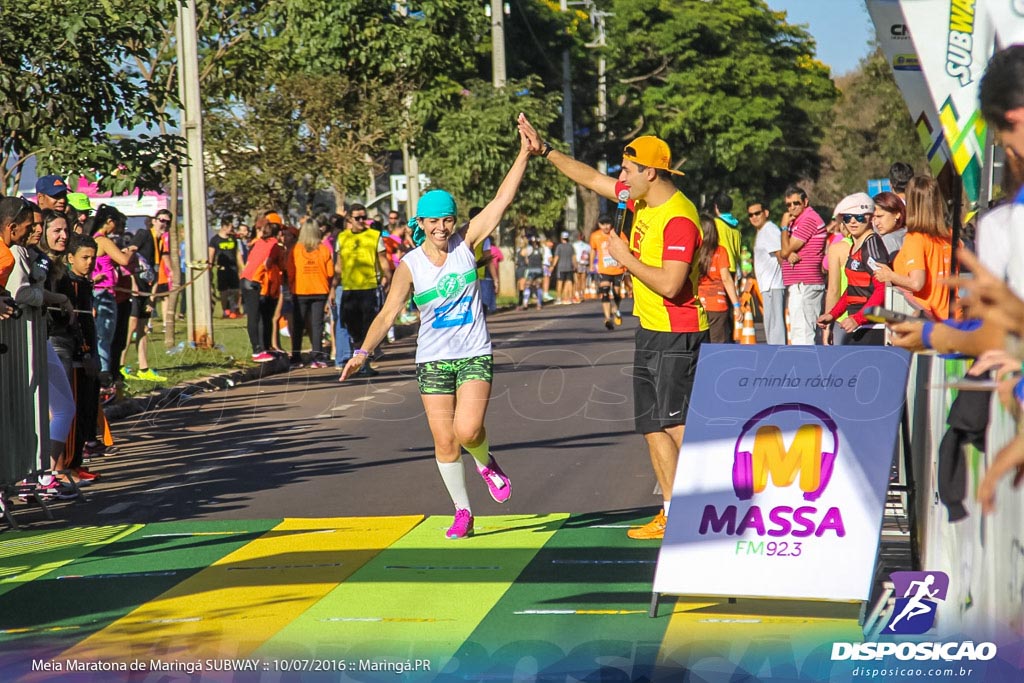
[696,215,741,342]
[874,176,955,319]
[0,197,34,288]
[286,218,335,368]
[0,197,34,319]
[589,215,628,330]
[240,211,286,362]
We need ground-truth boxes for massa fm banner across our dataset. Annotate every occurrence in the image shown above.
[654,345,911,602]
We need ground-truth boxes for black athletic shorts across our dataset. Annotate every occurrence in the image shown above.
[217,268,240,292]
[598,274,623,289]
[130,282,154,320]
[632,327,707,434]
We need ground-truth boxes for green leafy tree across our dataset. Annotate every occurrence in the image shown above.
[259,0,490,204]
[604,0,838,208]
[0,1,184,194]
[812,49,930,209]
[419,77,573,233]
[205,88,312,218]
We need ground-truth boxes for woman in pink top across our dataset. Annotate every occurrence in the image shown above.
[90,205,134,385]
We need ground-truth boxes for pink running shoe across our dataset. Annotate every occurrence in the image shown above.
[252,351,274,363]
[446,509,474,539]
[478,456,512,503]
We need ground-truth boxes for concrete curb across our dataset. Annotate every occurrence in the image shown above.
[104,356,292,422]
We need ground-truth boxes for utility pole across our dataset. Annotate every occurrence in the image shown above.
[560,0,578,234]
[175,0,213,347]
[490,0,507,88]
[397,1,421,218]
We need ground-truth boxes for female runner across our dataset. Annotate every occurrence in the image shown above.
[341,118,531,539]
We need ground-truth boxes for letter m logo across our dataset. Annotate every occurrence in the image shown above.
[751,424,823,495]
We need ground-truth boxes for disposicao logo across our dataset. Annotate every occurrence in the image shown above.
[886,571,948,635]
[831,570,997,662]
[699,404,844,538]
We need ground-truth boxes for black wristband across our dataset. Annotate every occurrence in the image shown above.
[541,141,553,158]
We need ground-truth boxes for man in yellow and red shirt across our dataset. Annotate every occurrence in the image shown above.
[519,117,708,540]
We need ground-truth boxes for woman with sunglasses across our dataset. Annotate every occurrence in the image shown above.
[817,193,891,345]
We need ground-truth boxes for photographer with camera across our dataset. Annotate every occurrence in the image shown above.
[116,213,166,382]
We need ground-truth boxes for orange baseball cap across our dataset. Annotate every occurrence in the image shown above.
[623,136,685,176]
[265,211,284,225]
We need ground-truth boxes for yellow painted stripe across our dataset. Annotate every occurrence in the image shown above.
[258,514,567,661]
[0,525,140,598]
[59,516,423,662]
[659,597,863,669]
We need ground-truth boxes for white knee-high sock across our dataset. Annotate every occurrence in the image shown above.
[464,436,490,471]
[522,288,532,306]
[437,459,471,511]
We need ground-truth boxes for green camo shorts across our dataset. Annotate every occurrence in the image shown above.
[417,355,493,395]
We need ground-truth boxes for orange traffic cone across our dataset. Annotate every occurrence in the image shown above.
[784,307,791,345]
[740,308,757,345]
[733,307,742,341]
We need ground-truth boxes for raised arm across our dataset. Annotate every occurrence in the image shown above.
[465,115,532,248]
[518,114,618,201]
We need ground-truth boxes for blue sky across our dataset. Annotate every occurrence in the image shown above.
[766,0,876,76]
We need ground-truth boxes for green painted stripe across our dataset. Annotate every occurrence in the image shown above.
[0,519,279,663]
[449,510,671,681]
[0,525,139,600]
[256,513,566,665]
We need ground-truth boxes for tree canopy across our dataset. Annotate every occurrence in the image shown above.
[604,0,838,205]
[0,0,184,194]
[2,0,915,243]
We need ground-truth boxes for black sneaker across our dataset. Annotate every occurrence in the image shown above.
[604,319,614,330]
[357,364,380,377]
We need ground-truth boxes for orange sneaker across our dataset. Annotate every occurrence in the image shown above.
[627,510,667,540]
[74,468,101,481]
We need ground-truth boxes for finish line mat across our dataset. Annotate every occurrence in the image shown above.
[0,514,870,682]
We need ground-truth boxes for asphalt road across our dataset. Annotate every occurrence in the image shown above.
[34,300,665,528]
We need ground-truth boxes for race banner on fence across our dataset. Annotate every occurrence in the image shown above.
[895,0,996,204]
[866,0,955,185]
[654,345,911,602]
[983,0,1024,47]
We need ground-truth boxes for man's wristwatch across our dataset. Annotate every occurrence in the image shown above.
[541,141,553,158]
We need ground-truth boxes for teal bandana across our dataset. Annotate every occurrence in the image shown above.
[409,190,458,246]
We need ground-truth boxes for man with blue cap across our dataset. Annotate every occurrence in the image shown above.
[36,174,69,213]
[341,115,533,540]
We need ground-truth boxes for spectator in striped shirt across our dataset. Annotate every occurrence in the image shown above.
[778,186,827,345]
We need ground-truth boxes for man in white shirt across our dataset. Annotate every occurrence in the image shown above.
[749,200,786,345]
[571,230,591,303]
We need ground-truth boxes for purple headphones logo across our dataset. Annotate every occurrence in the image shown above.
[732,403,839,501]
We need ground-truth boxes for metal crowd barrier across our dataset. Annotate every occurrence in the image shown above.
[0,308,50,527]
[871,289,1024,637]
[912,356,1024,637]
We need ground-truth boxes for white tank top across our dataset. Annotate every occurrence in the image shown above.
[404,234,491,364]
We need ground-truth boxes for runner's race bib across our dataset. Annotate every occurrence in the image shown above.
[433,294,473,329]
